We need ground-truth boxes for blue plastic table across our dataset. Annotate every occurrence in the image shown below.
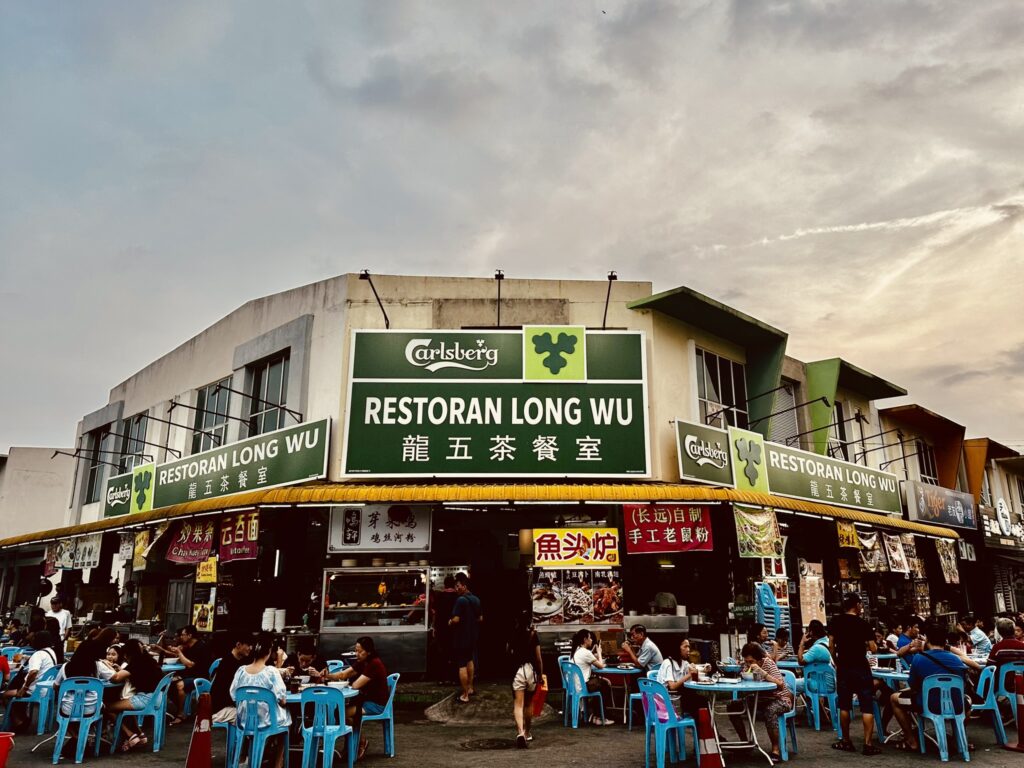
[161,663,186,673]
[871,669,909,687]
[595,666,642,720]
[686,680,777,765]
[776,660,802,671]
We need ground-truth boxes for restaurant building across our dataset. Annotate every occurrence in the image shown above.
[0,273,964,675]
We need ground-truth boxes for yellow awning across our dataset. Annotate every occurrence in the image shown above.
[0,482,959,548]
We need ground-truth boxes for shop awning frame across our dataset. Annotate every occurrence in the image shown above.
[0,481,959,549]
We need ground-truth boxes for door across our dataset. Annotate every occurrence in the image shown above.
[166,579,193,633]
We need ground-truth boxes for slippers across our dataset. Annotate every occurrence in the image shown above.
[357,738,369,761]
[863,744,882,756]
[831,740,856,752]
[456,696,470,704]
[891,739,917,752]
[168,716,185,727]
[120,734,144,752]
[516,734,527,749]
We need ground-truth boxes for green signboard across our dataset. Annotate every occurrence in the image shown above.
[343,328,649,477]
[103,419,330,517]
[729,427,771,494]
[674,420,732,487]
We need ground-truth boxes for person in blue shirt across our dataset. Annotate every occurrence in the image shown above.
[890,623,968,752]
[798,620,833,666]
[895,614,925,666]
[961,615,993,656]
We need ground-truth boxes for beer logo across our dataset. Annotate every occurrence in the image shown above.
[133,469,153,509]
[531,331,578,374]
[106,483,130,507]
[404,338,499,372]
[734,437,763,485]
[684,434,729,468]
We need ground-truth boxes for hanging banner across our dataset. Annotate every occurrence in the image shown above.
[798,560,826,626]
[935,539,960,584]
[327,505,432,552]
[166,521,216,565]
[196,557,218,584]
[132,530,150,571]
[73,534,102,569]
[837,521,860,549]
[733,506,782,558]
[219,511,260,563]
[43,543,58,577]
[118,533,135,560]
[622,503,714,554]
[900,534,926,579]
[904,479,977,530]
[54,539,77,570]
[531,567,623,627]
[532,528,620,567]
[858,530,888,572]
[882,533,909,574]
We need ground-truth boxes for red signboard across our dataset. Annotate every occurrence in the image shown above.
[167,521,215,564]
[219,511,260,563]
[623,503,714,554]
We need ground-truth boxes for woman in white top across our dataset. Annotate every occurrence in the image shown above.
[1,630,59,730]
[569,629,614,726]
[230,634,290,768]
[657,637,705,717]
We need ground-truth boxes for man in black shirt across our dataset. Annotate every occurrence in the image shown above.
[828,593,880,755]
[210,632,254,720]
[282,640,328,682]
[163,624,213,725]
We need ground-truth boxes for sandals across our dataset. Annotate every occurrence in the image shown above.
[120,733,145,752]
[831,740,856,752]
[863,744,882,756]
[892,739,917,752]
[168,716,185,727]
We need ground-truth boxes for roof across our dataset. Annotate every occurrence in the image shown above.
[0,481,959,548]
[878,404,965,437]
[963,437,1019,461]
[808,358,907,400]
[995,456,1024,475]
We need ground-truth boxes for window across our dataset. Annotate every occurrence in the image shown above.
[85,429,115,504]
[118,413,149,473]
[768,381,799,445]
[696,348,748,429]
[192,377,231,453]
[828,401,851,461]
[1016,476,1024,517]
[915,439,939,485]
[248,352,290,436]
[980,468,993,507]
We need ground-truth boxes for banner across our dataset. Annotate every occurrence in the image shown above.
[882,533,909,574]
[858,530,888,572]
[73,534,102,569]
[623,504,713,554]
[219,512,260,563]
[980,502,1024,553]
[532,528,619,567]
[54,539,76,570]
[733,506,782,558]
[118,532,135,560]
[192,602,214,632]
[166,521,216,564]
[132,530,150,570]
[531,567,622,627]
[327,505,431,552]
[798,560,826,626]
[343,329,650,478]
[196,557,218,584]
[904,479,977,530]
[900,534,926,579]
[43,543,57,577]
[837,521,860,549]
[935,539,960,584]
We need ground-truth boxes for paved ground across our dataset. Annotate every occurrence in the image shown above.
[8,684,1024,766]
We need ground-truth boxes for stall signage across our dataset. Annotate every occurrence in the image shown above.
[343,328,650,477]
[883,533,910,574]
[935,538,960,584]
[733,506,782,558]
[836,521,860,549]
[858,530,888,572]
[798,560,826,626]
[103,419,330,517]
[54,539,76,570]
[192,602,214,632]
[533,527,619,567]
[132,530,150,570]
[531,567,622,626]
[219,511,260,562]
[622,503,714,554]
[72,534,102,569]
[674,421,732,486]
[196,557,218,584]
[166,521,215,564]
[980,504,1024,551]
[729,427,771,493]
[327,504,431,552]
[904,479,977,530]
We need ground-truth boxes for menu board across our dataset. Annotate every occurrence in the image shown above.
[798,560,826,626]
[531,567,623,627]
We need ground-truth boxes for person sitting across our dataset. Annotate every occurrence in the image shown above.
[884,622,902,653]
[1,630,58,731]
[282,639,327,682]
[895,615,925,664]
[326,635,391,759]
[155,624,212,725]
[621,624,664,671]
[230,634,290,768]
[744,623,774,659]
[772,628,794,660]
[987,617,1024,667]
[105,639,166,751]
[798,620,832,665]
[730,643,794,763]
[53,627,117,733]
[657,636,704,717]
[99,643,126,707]
[890,622,969,752]
[43,617,65,664]
[210,632,254,723]
[6,619,25,647]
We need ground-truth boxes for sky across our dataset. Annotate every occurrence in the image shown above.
[1,1,1022,454]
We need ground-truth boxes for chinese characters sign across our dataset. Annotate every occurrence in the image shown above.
[904,480,977,530]
[623,504,713,554]
[103,419,330,517]
[328,505,431,552]
[219,511,260,562]
[166,521,215,564]
[532,528,619,567]
[836,521,860,549]
[531,568,623,627]
[343,329,650,477]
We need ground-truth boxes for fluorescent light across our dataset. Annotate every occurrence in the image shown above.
[274,549,280,578]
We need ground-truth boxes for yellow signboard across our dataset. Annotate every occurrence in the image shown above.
[532,528,619,567]
[196,557,218,584]
[192,602,214,632]
[837,521,860,549]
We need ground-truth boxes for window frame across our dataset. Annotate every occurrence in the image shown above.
[192,377,232,454]
[695,347,749,429]
[828,401,851,461]
[915,439,939,485]
[85,429,114,504]
[118,412,149,473]
[247,352,291,436]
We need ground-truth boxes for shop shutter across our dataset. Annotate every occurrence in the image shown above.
[994,565,1016,613]
[769,382,799,445]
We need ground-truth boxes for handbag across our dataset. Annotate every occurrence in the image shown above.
[531,674,548,716]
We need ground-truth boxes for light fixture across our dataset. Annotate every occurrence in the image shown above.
[495,269,504,326]
[602,271,618,329]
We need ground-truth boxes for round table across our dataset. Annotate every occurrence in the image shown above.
[284,686,359,756]
[685,680,777,765]
[871,669,909,687]
[594,666,642,721]
[776,660,802,671]
[162,663,186,673]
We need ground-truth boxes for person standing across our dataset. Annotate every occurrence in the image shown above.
[509,611,543,748]
[828,593,881,755]
[431,576,459,683]
[45,597,73,641]
[449,572,482,704]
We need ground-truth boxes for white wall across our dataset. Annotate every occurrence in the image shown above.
[0,448,74,537]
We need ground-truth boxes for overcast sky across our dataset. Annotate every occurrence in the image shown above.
[2,1,1022,454]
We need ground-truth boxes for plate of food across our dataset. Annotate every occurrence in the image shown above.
[531,585,563,616]
[617,663,637,670]
[561,583,592,621]
[718,678,740,684]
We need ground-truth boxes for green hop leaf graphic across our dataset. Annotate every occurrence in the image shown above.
[134,470,153,508]
[735,438,762,485]
[531,331,578,375]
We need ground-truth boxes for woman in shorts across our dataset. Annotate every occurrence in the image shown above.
[105,639,166,751]
[509,611,543,748]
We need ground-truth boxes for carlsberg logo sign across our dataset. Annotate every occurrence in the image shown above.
[404,338,500,372]
[106,485,130,507]
[684,434,728,468]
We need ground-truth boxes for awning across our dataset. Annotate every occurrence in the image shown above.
[0,481,959,548]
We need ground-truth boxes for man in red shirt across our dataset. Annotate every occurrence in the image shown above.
[988,618,1024,666]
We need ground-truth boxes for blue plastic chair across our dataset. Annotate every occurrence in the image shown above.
[560,661,605,729]
[1,664,60,735]
[777,671,799,761]
[1,648,21,663]
[555,655,570,719]
[801,662,838,731]
[637,677,699,768]
[994,661,1024,724]
[110,672,174,753]
[972,666,1006,746]
[326,660,347,675]
[299,686,353,768]
[628,670,660,730]
[915,674,970,762]
[361,672,399,758]
[228,686,291,768]
[52,677,104,764]
[210,658,222,677]
[185,676,212,716]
